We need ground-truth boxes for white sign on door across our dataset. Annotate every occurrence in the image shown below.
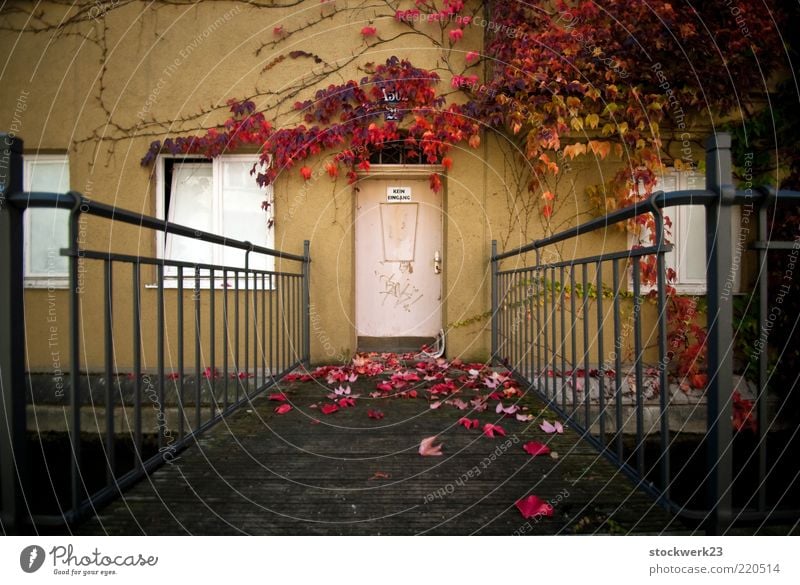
[386,186,412,202]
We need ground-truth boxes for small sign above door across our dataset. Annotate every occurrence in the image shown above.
[386,186,412,202]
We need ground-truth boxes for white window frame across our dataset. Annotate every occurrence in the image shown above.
[23,154,70,289]
[152,153,275,289]
[628,168,741,295]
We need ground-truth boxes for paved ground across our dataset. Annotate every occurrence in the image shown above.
[77,357,681,535]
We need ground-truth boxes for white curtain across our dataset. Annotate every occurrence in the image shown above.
[25,158,70,277]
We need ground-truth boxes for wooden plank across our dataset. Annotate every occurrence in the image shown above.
[78,373,679,535]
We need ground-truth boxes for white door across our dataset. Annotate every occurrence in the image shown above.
[355,178,442,349]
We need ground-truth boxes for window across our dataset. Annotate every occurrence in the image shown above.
[23,154,70,288]
[630,167,742,295]
[155,154,274,287]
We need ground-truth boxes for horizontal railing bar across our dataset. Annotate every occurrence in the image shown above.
[496,244,674,275]
[8,191,308,263]
[60,248,304,277]
[493,188,800,261]
[751,241,800,250]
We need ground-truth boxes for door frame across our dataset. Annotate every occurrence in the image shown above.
[352,165,446,352]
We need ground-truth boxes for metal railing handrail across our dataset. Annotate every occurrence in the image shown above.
[1,135,312,534]
[6,190,309,264]
[493,187,800,261]
[490,133,800,534]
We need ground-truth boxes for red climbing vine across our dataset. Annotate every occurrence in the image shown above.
[142,57,481,198]
[140,0,789,406]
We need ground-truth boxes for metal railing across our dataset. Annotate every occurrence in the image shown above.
[1,136,311,533]
[491,133,800,534]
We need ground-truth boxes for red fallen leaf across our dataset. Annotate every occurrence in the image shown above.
[430,381,456,395]
[321,403,339,415]
[458,417,480,430]
[268,392,288,402]
[369,471,391,480]
[203,367,220,379]
[523,441,551,457]
[406,390,418,399]
[487,391,504,400]
[419,435,444,456]
[166,372,180,380]
[274,404,292,415]
[361,26,377,37]
[338,397,356,408]
[367,408,385,420]
[282,373,302,382]
[300,166,313,180]
[376,381,393,392]
[540,420,564,434]
[482,423,506,438]
[515,495,554,519]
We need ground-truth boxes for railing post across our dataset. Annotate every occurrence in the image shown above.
[302,240,311,365]
[490,240,498,365]
[0,134,28,533]
[704,132,735,535]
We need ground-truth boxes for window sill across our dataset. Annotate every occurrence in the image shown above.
[25,277,69,289]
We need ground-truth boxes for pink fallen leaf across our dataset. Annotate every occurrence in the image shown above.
[369,391,382,398]
[458,417,480,430]
[482,423,506,438]
[429,401,442,410]
[334,384,351,396]
[367,408,385,420]
[274,403,292,415]
[419,435,444,456]
[496,401,520,415]
[515,495,554,519]
[516,413,534,422]
[540,420,564,434]
[523,441,551,457]
[321,403,339,415]
[450,398,469,410]
[268,392,288,402]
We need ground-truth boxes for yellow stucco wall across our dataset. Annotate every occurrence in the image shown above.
[2,1,659,371]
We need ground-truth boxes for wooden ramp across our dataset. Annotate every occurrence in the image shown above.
[77,366,681,535]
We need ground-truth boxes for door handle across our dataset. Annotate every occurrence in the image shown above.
[434,250,442,274]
